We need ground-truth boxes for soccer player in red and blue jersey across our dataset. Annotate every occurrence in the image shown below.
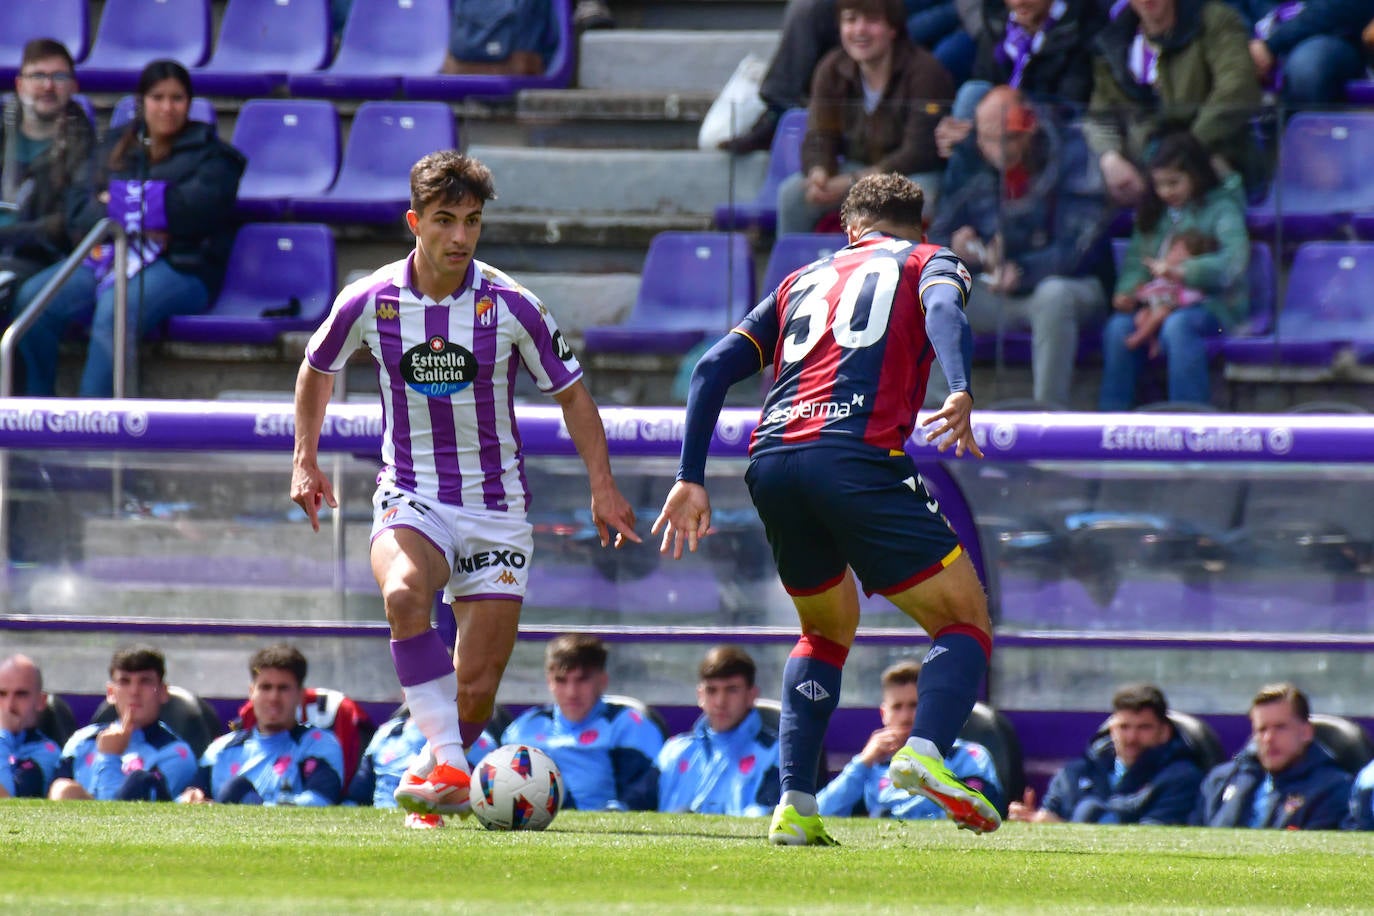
[654,173,1000,844]
[291,151,640,824]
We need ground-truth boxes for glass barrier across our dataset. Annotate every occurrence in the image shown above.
[3,401,1373,718]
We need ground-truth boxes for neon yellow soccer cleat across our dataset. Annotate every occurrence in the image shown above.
[889,745,1002,834]
[768,804,840,846]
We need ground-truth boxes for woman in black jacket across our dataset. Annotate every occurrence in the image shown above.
[16,59,245,397]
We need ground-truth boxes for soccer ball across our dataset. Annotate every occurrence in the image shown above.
[471,744,564,831]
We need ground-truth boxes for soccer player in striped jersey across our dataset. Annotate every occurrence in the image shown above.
[291,151,640,823]
[654,172,1001,844]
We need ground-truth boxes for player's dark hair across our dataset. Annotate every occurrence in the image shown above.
[410,150,496,215]
[840,173,925,234]
[699,645,755,686]
[881,659,923,690]
[1136,131,1220,233]
[545,634,607,675]
[1111,683,1169,722]
[1251,682,1310,721]
[836,0,908,37]
[249,644,308,687]
[21,38,75,71]
[109,645,166,682]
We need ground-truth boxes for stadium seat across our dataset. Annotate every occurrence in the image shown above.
[191,0,332,96]
[35,694,78,748]
[287,0,448,99]
[92,685,223,759]
[234,686,375,788]
[582,232,755,356]
[75,0,212,92]
[602,693,670,741]
[230,99,341,220]
[289,101,456,224]
[1245,112,1374,241]
[1346,79,1374,106]
[1221,242,1374,370]
[713,107,809,233]
[0,0,89,79]
[1310,713,1374,775]
[401,0,576,101]
[958,701,1025,813]
[761,232,848,295]
[1093,710,1224,773]
[163,223,336,345]
[109,94,218,133]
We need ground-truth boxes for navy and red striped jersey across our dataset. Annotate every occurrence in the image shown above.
[734,233,971,456]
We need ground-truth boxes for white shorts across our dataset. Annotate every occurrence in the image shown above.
[370,485,534,603]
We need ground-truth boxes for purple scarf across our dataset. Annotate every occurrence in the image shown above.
[995,0,1068,88]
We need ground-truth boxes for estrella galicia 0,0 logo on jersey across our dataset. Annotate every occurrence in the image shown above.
[401,336,479,398]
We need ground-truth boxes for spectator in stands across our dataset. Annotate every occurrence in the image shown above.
[1084,0,1261,206]
[0,38,95,325]
[443,0,559,76]
[178,645,345,808]
[502,634,664,811]
[1196,683,1352,830]
[928,86,1112,407]
[0,654,62,799]
[15,59,245,398]
[1099,131,1248,410]
[49,646,196,802]
[817,659,1002,819]
[777,0,955,235]
[1230,0,1374,108]
[1347,756,1374,830]
[722,0,975,154]
[657,646,781,816]
[1009,683,1203,824]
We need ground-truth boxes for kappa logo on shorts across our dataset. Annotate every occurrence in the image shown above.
[496,570,518,586]
[795,680,831,701]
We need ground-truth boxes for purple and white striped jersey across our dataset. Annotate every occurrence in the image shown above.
[306,253,582,512]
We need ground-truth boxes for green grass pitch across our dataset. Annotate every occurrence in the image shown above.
[4,802,1373,913]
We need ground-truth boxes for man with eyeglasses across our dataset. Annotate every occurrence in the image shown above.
[1,38,95,328]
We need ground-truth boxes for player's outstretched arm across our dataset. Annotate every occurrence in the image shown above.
[553,380,641,548]
[652,480,712,559]
[290,361,339,532]
[921,390,983,459]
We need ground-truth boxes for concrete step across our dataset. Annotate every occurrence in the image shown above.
[516,272,641,336]
[578,29,778,93]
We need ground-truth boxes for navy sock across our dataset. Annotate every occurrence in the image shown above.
[779,635,847,797]
[911,625,991,756]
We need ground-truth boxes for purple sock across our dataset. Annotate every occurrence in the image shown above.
[389,629,452,686]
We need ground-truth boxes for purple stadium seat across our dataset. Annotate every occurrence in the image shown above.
[761,232,847,294]
[582,232,755,356]
[287,0,448,99]
[401,0,575,100]
[713,108,808,233]
[230,99,341,221]
[75,0,212,92]
[289,101,456,223]
[1246,113,1374,241]
[109,94,218,133]
[1346,80,1374,106]
[164,223,336,344]
[1222,242,1374,368]
[191,0,332,96]
[0,0,89,79]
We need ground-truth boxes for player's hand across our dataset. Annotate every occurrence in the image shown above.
[178,787,209,804]
[921,391,983,458]
[651,481,713,559]
[1007,787,1038,821]
[858,726,908,767]
[590,481,640,549]
[290,461,337,533]
[96,706,136,756]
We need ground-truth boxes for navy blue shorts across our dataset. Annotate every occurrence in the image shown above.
[745,445,963,596]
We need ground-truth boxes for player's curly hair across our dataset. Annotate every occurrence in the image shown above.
[410,150,496,214]
[840,173,924,234]
[250,644,308,687]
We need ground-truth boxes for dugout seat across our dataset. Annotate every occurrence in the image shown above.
[761,232,848,295]
[287,0,448,99]
[235,687,376,789]
[35,694,78,748]
[76,0,212,92]
[109,95,218,134]
[230,100,341,220]
[1093,710,1225,773]
[164,223,336,345]
[582,232,755,357]
[1246,112,1374,241]
[401,0,576,101]
[0,0,89,78]
[713,108,809,233]
[191,0,332,96]
[289,101,457,224]
[603,693,670,742]
[958,702,1024,814]
[1310,714,1374,775]
[92,685,223,759]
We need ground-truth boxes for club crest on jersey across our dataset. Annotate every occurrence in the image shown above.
[475,295,496,326]
[401,336,478,398]
[376,296,399,320]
